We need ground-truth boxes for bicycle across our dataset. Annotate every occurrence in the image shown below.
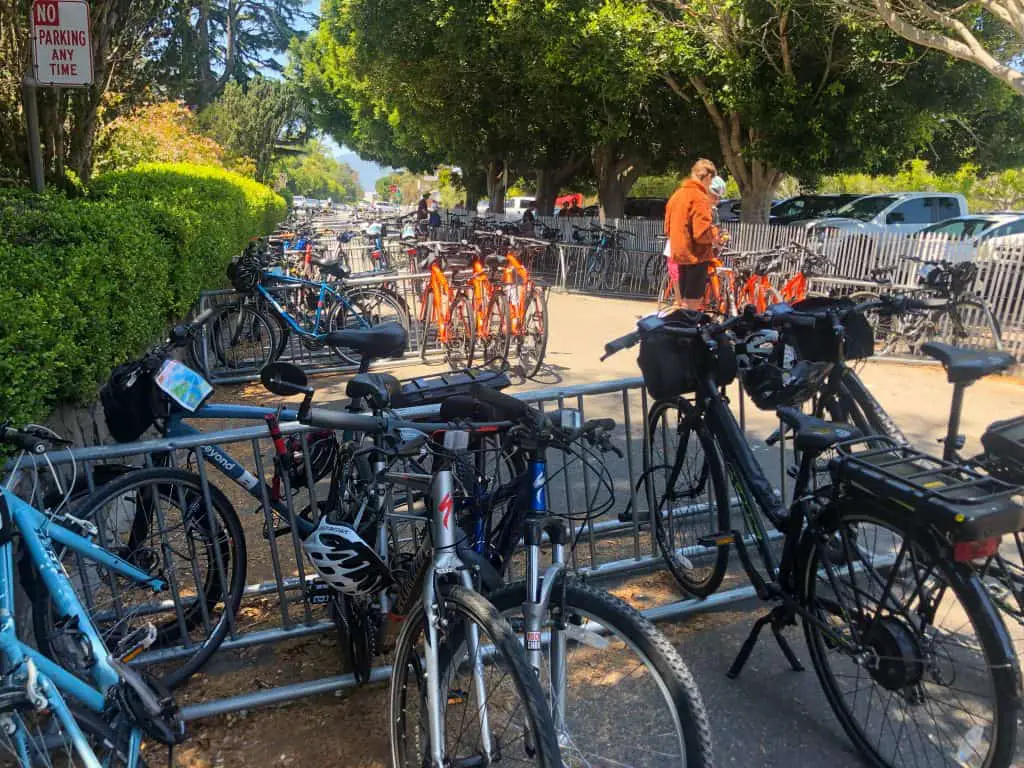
[734,250,784,313]
[259,367,562,768]
[573,224,636,292]
[779,241,832,304]
[415,243,477,369]
[603,307,1024,767]
[481,235,550,378]
[440,386,716,767]
[657,252,738,316]
[0,424,186,764]
[850,258,1003,355]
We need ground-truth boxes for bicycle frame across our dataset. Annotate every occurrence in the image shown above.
[421,261,453,344]
[256,275,368,340]
[0,490,163,767]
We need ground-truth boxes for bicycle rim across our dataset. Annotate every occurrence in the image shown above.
[516,288,548,379]
[445,294,477,370]
[646,399,730,596]
[0,706,137,767]
[389,585,560,768]
[801,510,1019,768]
[482,291,512,370]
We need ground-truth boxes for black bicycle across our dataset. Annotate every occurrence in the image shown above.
[603,307,1023,768]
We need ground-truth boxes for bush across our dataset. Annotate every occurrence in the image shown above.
[0,163,285,427]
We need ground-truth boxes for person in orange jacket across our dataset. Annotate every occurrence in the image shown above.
[664,159,720,309]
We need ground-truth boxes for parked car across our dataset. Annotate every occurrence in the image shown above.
[911,213,1024,262]
[806,192,968,242]
[770,194,863,225]
[623,197,667,218]
[503,196,536,221]
[717,199,742,223]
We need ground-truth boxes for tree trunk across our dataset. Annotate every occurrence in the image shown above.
[593,143,640,223]
[534,169,557,217]
[197,0,213,106]
[487,159,506,214]
[738,160,781,224]
[463,167,487,213]
[68,90,100,182]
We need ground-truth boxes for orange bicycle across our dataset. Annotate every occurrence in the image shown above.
[656,249,737,317]
[416,243,475,369]
[483,236,550,378]
[780,241,831,303]
[734,250,784,312]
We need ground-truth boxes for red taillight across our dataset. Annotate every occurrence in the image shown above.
[953,537,999,563]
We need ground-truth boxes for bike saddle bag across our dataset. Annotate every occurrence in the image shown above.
[831,436,1024,542]
[100,360,156,443]
[981,415,1024,485]
[789,297,874,362]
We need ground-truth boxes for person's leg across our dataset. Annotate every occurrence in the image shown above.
[679,263,708,311]
[667,258,683,307]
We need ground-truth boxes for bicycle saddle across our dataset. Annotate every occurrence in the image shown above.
[920,342,1015,385]
[485,253,507,267]
[311,259,351,280]
[347,372,401,410]
[776,407,860,455]
[324,322,408,361]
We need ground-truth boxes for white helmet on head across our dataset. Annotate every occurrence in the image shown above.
[302,519,393,597]
[709,176,727,197]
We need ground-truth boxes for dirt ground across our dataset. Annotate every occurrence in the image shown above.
[148,290,1024,767]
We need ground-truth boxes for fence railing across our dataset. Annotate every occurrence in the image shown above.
[6,376,790,720]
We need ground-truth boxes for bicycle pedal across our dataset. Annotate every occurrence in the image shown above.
[698,532,735,547]
[115,623,157,663]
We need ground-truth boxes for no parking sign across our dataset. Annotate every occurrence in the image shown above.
[30,0,93,87]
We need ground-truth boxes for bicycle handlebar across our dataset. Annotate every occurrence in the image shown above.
[0,426,49,454]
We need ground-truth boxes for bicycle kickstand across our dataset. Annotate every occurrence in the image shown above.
[726,604,804,679]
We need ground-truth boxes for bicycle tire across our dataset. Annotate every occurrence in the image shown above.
[32,467,246,689]
[486,576,715,767]
[516,286,548,379]
[646,398,730,597]
[583,250,605,291]
[657,272,674,311]
[419,289,434,362]
[602,249,628,292]
[0,701,143,766]
[190,302,280,372]
[389,584,561,768]
[257,299,292,363]
[444,293,477,371]
[949,296,1003,350]
[345,286,411,331]
[482,290,512,370]
[800,507,1020,768]
[327,296,383,366]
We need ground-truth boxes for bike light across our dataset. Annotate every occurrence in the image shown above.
[952,537,999,563]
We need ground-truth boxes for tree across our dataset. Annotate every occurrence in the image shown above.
[656,0,1000,221]
[198,79,304,181]
[274,140,363,202]
[148,0,314,107]
[863,1,1024,97]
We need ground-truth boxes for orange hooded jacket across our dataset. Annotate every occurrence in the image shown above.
[664,178,716,266]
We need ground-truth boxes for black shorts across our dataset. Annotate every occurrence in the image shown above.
[678,263,708,300]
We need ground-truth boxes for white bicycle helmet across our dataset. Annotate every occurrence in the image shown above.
[710,176,727,197]
[302,519,393,597]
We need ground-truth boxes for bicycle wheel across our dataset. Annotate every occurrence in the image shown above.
[976,533,1024,626]
[482,290,512,371]
[419,289,435,362]
[800,508,1020,768]
[582,251,604,291]
[601,249,628,292]
[487,577,715,767]
[188,303,280,373]
[947,297,1003,350]
[847,291,888,353]
[516,286,548,379]
[32,467,246,689]
[0,703,141,766]
[346,286,410,330]
[444,293,477,371]
[645,398,730,597]
[389,584,561,768]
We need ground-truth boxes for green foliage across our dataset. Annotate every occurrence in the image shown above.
[632,174,683,198]
[198,79,304,182]
[0,163,284,426]
[817,159,1024,211]
[95,102,229,176]
[273,140,363,202]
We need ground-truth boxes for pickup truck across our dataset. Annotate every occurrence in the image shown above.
[806,192,968,241]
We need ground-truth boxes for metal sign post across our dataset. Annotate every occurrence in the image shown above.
[25,0,94,191]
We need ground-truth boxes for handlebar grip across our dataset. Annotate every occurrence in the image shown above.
[585,418,616,433]
[300,408,383,433]
[2,428,47,454]
[470,384,540,425]
[601,329,641,360]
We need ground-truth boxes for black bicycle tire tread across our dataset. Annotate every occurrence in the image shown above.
[389,584,561,768]
[34,466,247,688]
[487,577,715,768]
[799,509,1019,768]
[647,399,731,597]
[483,290,512,369]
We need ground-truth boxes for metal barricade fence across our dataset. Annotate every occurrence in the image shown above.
[7,376,785,720]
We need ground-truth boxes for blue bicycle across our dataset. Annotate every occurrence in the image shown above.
[0,425,185,765]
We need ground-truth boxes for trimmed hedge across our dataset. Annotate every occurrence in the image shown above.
[0,163,285,427]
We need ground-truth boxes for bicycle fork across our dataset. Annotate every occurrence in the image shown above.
[420,468,496,767]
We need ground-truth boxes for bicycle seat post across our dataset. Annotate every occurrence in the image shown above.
[942,382,968,462]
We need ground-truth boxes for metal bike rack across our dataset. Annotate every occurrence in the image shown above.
[5,374,797,720]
